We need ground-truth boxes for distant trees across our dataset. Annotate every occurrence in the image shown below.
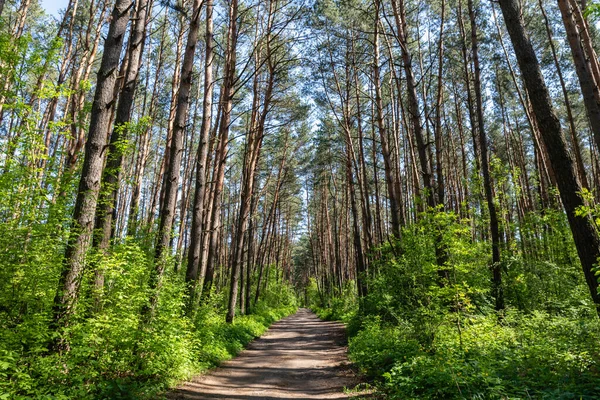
[186,0,215,306]
[0,0,308,354]
[468,0,503,311]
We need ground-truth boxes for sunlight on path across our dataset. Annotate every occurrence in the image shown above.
[168,309,362,399]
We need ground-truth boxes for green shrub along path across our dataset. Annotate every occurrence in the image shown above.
[0,248,299,399]
[308,215,600,399]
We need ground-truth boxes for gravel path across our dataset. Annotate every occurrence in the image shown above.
[167,308,362,399]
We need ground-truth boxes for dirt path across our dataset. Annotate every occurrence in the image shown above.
[167,308,362,399]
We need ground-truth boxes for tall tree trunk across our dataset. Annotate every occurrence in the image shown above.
[374,0,403,237]
[150,3,187,229]
[149,0,204,314]
[497,0,600,312]
[245,183,259,313]
[227,13,275,320]
[128,13,168,236]
[390,0,435,209]
[434,0,450,282]
[457,0,480,175]
[557,0,600,156]
[154,0,203,261]
[539,0,588,189]
[92,0,151,308]
[186,0,215,307]
[204,0,239,299]
[469,0,503,312]
[51,0,132,347]
[434,0,446,207]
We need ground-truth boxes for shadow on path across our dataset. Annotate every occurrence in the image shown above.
[166,308,363,399]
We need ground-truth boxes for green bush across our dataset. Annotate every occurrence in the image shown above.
[349,316,419,378]
[311,281,358,323]
[372,311,600,399]
[0,239,297,399]
[319,210,600,399]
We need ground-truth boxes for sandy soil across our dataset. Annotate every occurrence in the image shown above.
[167,308,363,399]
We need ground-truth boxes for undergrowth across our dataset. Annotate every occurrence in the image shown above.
[0,241,297,399]
[311,210,600,399]
[345,311,600,399]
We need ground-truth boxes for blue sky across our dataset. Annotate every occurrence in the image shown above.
[41,0,69,16]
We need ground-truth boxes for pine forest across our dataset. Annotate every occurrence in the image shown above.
[2,0,600,398]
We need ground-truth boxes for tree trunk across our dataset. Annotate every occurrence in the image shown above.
[539,0,588,189]
[92,0,151,308]
[375,0,403,237]
[154,0,203,261]
[205,0,239,301]
[186,0,215,308]
[51,0,132,347]
[390,0,435,209]
[148,0,204,314]
[469,0,503,312]
[557,0,600,156]
[497,0,600,312]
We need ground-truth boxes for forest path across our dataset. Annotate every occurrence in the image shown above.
[167,308,363,399]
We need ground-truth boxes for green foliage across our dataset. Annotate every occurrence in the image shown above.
[311,281,358,322]
[0,235,296,399]
[0,66,298,396]
[317,209,600,399]
[349,316,419,379]
[584,2,600,20]
[371,312,600,399]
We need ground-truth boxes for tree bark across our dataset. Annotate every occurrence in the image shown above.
[557,0,600,156]
[51,0,132,346]
[497,0,600,311]
[92,0,151,308]
[469,0,503,312]
[375,0,403,237]
[147,0,204,317]
[390,0,435,209]
[186,0,215,308]
[539,0,588,189]
[205,0,239,302]
[154,0,203,262]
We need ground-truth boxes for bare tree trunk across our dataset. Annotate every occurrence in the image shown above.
[205,0,239,300]
[539,0,588,189]
[186,0,215,307]
[227,35,276,320]
[434,0,446,207]
[374,0,403,237]
[497,0,600,312]
[245,182,259,312]
[469,0,503,312]
[148,0,204,314]
[390,0,434,209]
[92,0,151,308]
[128,12,169,235]
[51,0,132,347]
[557,0,600,156]
[457,0,480,175]
[154,0,203,261]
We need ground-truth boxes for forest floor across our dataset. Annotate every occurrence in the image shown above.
[166,308,368,399]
